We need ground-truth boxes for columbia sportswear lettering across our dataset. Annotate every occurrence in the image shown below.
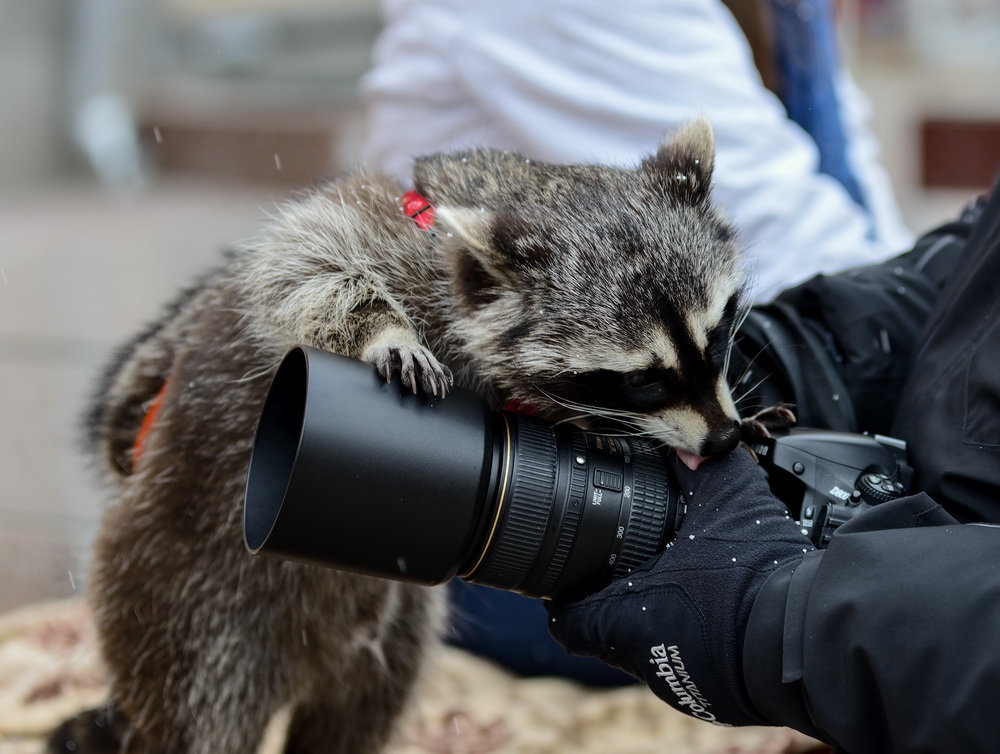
[649,644,729,725]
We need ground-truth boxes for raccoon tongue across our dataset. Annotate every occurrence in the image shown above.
[676,448,709,471]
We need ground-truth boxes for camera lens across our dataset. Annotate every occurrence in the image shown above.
[244,347,683,599]
[460,414,681,597]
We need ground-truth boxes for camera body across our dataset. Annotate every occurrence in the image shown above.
[752,429,910,548]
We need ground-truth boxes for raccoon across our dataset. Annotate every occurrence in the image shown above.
[51,119,778,754]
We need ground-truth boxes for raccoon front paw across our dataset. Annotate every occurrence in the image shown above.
[363,342,454,397]
[739,402,797,445]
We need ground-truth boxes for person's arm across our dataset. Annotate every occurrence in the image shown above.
[548,450,1000,752]
[746,499,1000,753]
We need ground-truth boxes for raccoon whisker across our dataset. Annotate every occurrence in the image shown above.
[531,388,577,408]
[722,339,735,383]
[586,429,664,442]
[733,299,753,335]
[727,336,777,390]
[530,388,581,413]
[734,389,770,410]
[586,419,653,436]
[549,412,595,426]
[547,411,654,439]
[533,392,655,438]
[722,303,752,378]
[732,369,770,402]
[732,373,771,407]
[533,388,640,421]
[557,401,643,423]
[586,406,647,422]
[231,365,278,384]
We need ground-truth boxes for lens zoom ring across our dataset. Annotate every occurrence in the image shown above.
[614,439,669,578]
[533,434,588,597]
[474,417,557,589]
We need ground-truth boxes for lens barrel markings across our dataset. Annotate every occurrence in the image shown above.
[613,439,672,578]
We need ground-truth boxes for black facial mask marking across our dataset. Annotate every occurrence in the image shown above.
[529,292,741,416]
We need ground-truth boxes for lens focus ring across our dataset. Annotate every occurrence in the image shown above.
[531,433,589,597]
[471,415,557,589]
[613,438,670,578]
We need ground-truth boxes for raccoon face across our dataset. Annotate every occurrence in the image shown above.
[415,119,743,460]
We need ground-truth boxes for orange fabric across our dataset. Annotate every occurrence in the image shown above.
[132,378,171,472]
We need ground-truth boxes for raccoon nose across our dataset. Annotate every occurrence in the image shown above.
[701,420,740,457]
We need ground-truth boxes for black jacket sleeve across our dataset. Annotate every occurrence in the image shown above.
[743,493,1000,753]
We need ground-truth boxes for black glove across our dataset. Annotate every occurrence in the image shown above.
[546,448,814,726]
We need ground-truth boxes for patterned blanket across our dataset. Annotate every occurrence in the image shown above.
[0,600,825,754]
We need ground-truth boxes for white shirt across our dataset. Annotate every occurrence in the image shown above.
[360,0,912,301]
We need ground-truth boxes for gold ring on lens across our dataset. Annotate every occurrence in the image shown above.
[461,413,513,578]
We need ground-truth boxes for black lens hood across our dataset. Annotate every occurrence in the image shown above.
[244,346,500,584]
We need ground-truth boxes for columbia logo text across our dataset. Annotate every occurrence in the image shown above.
[649,644,726,725]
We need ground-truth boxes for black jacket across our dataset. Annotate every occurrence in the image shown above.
[743,175,1000,753]
[745,494,1000,753]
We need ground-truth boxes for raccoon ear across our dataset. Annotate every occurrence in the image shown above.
[642,117,715,204]
[436,206,495,262]
[435,207,515,302]
[413,150,531,207]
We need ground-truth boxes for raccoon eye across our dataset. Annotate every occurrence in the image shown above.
[622,368,678,388]
[537,368,679,414]
[617,368,679,412]
[622,370,659,389]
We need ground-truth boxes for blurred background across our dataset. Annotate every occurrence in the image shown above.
[2,0,999,613]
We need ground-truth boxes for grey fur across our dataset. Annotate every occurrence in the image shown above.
[56,121,749,754]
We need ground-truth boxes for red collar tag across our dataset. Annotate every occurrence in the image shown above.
[401,190,436,231]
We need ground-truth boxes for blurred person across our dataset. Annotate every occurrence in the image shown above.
[360,0,912,303]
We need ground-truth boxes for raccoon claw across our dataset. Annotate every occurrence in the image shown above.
[740,419,772,445]
[755,402,797,428]
[363,342,453,397]
[739,402,796,445]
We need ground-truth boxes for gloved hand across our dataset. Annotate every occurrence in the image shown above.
[546,448,814,726]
